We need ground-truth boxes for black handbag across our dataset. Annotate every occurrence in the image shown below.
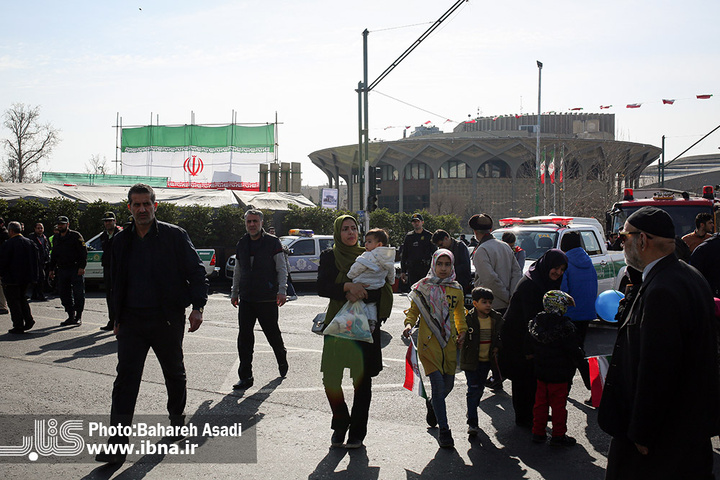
[311,310,327,335]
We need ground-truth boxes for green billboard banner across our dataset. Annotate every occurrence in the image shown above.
[121,124,274,153]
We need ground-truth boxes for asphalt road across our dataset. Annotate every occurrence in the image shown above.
[0,284,718,479]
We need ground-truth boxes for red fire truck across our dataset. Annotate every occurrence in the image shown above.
[606,186,719,238]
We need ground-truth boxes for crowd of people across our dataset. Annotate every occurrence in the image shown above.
[315,207,720,479]
[4,186,720,477]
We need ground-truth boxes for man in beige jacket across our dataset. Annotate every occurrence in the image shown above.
[469,214,522,313]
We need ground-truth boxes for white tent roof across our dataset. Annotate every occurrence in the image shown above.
[0,184,315,211]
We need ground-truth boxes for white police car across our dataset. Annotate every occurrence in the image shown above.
[225,229,334,284]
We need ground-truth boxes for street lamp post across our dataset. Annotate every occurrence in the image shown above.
[356,0,468,231]
[535,60,543,215]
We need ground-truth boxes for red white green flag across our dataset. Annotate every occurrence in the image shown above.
[588,355,612,407]
[404,337,427,399]
[121,124,274,190]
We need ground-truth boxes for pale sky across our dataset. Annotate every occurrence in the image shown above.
[2,0,718,186]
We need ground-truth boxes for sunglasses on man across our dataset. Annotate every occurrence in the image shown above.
[618,230,653,242]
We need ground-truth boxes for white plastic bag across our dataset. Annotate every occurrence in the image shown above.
[323,300,373,343]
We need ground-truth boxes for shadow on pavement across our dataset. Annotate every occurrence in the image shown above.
[80,377,284,479]
[25,330,117,362]
[309,447,379,480]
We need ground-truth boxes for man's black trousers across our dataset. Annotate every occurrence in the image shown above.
[110,309,186,427]
[236,299,286,381]
[56,267,85,316]
[4,283,32,330]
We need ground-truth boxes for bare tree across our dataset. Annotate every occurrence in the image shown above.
[559,141,635,220]
[430,192,466,216]
[85,154,108,175]
[2,103,60,183]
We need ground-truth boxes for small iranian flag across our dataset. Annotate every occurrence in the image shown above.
[403,337,427,398]
[540,159,546,184]
[588,355,612,407]
[548,159,555,184]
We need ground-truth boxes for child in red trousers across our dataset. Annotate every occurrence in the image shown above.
[528,290,584,446]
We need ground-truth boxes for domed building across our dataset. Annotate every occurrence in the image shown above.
[309,113,661,221]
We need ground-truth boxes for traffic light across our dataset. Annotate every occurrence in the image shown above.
[373,166,382,197]
[369,195,379,212]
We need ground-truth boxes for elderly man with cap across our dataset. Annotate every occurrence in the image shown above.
[468,213,522,313]
[400,213,436,290]
[598,206,720,479]
[49,216,87,326]
[99,212,123,331]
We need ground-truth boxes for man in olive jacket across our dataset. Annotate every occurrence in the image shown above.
[598,207,720,479]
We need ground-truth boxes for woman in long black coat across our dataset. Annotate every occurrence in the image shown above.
[499,248,568,428]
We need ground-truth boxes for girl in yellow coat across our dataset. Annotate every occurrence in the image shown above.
[403,248,467,448]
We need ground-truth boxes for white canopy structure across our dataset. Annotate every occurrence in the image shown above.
[0,184,315,211]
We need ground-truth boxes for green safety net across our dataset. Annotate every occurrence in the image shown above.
[42,172,167,187]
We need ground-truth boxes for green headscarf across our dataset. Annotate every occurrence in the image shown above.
[332,215,365,275]
[326,215,393,322]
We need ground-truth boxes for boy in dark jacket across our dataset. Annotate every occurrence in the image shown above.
[459,287,504,436]
[529,290,583,446]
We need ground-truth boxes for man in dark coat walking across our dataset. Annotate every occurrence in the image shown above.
[95,183,207,464]
[0,221,39,333]
[598,206,720,479]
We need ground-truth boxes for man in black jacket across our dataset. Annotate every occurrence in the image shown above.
[96,183,208,464]
[0,221,38,333]
[598,206,720,479]
[400,213,436,290]
[99,211,122,331]
[690,233,720,296]
[230,209,288,389]
[49,216,87,326]
[431,229,471,293]
[0,217,9,314]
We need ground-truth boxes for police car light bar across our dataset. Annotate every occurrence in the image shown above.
[498,218,525,227]
[499,216,573,227]
[288,229,314,236]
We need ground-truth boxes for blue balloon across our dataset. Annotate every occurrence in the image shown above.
[595,290,625,323]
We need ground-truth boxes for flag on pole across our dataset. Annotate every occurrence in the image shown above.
[626,103,642,109]
[559,152,564,183]
[600,105,612,109]
[548,157,555,184]
[404,336,427,399]
[540,159,546,184]
[697,94,713,99]
[588,355,612,407]
[662,99,675,105]
[569,107,583,111]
